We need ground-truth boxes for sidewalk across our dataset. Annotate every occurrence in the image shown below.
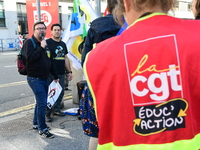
[0,98,90,150]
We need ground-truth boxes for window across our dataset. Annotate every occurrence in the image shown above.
[174,1,179,11]
[179,1,189,11]
[68,6,73,20]
[16,3,28,36]
[68,7,73,12]
[59,0,73,2]
[0,1,6,27]
[188,2,192,11]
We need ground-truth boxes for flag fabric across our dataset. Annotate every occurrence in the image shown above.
[103,7,109,16]
[62,0,97,70]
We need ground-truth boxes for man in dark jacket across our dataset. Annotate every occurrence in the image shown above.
[81,0,121,66]
[24,21,59,139]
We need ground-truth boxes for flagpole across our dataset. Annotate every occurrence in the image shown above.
[36,0,41,21]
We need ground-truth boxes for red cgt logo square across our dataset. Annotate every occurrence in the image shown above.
[124,34,183,106]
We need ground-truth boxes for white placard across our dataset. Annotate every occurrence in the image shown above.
[47,81,62,109]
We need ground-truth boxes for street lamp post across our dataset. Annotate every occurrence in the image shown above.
[36,0,41,21]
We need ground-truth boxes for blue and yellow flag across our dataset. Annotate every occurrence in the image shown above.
[62,0,97,70]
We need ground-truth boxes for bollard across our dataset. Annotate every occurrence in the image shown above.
[18,35,23,50]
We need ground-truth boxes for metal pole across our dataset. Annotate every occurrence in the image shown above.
[36,0,41,21]
[0,39,3,52]
[95,0,101,17]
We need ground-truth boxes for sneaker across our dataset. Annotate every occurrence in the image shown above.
[54,111,66,117]
[39,130,54,139]
[33,125,38,131]
[65,87,72,91]
[46,115,52,122]
[33,126,51,131]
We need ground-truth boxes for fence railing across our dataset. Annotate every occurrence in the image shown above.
[0,38,20,52]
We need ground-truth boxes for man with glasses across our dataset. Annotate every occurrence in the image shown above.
[23,21,59,139]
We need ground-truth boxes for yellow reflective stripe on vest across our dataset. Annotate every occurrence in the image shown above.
[83,52,98,120]
[129,12,167,28]
[97,133,200,150]
[53,57,65,60]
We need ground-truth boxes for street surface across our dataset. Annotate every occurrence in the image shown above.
[0,51,90,150]
[0,51,33,113]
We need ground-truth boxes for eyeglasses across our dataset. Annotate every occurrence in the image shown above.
[35,27,46,30]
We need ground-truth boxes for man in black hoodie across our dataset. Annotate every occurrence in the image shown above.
[23,21,59,139]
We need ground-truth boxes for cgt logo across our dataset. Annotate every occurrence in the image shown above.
[124,34,183,106]
[130,55,182,101]
[124,35,187,136]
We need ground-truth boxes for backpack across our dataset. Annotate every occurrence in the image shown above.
[17,38,36,75]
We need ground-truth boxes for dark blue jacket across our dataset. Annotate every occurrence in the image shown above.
[81,14,121,66]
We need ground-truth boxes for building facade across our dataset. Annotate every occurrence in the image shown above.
[0,0,75,39]
[171,0,193,19]
[0,0,193,50]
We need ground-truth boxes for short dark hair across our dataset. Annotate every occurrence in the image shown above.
[107,0,118,13]
[195,0,200,19]
[51,23,62,30]
[33,21,46,30]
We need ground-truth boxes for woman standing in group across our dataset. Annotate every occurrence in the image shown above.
[84,0,200,149]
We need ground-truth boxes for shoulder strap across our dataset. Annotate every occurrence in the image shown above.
[30,38,36,49]
[18,47,23,55]
[18,38,36,56]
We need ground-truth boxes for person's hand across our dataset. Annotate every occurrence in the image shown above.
[41,40,47,49]
[54,79,60,83]
[68,73,73,81]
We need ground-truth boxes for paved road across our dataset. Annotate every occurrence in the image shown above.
[0,97,90,150]
[0,51,33,112]
[0,51,90,150]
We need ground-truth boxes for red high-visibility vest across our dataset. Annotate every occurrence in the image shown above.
[84,13,200,150]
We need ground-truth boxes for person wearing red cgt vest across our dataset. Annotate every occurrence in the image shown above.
[83,0,200,149]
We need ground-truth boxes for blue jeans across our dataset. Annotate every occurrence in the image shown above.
[27,76,49,131]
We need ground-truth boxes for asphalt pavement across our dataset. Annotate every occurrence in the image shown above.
[0,94,90,150]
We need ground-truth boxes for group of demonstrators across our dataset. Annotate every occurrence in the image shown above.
[23,22,72,139]
[83,0,200,149]
[23,0,200,149]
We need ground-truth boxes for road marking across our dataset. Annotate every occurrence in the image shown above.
[1,52,18,55]
[0,81,27,88]
[63,93,72,99]
[0,104,35,117]
[63,95,73,100]
[0,93,73,118]
[4,65,17,68]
